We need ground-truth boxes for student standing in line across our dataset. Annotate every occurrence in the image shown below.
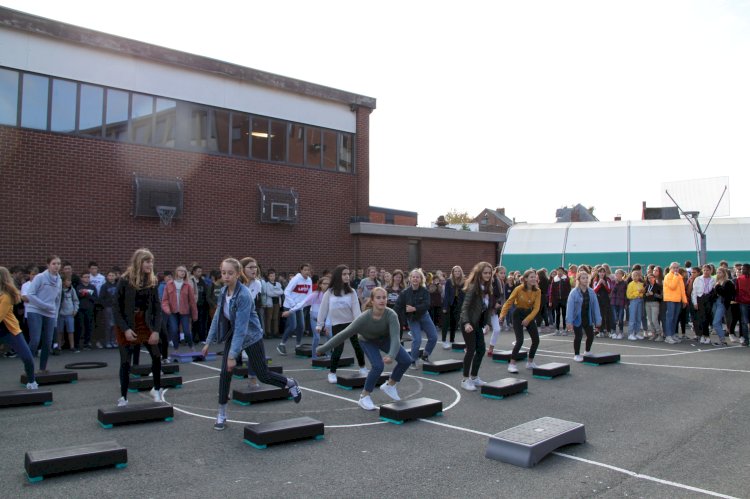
[441,266,465,350]
[385,269,408,339]
[566,270,602,362]
[610,269,627,339]
[357,266,380,307]
[0,267,38,389]
[202,258,301,430]
[113,248,164,406]
[396,268,438,369]
[261,269,284,338]
[316,265,367,383]
[487,266,507,355]
[317,287,410,411]
[57,276,79,354]
[691,264,716,345]
[663,262,688,344]
[458,262,493,391]
[643,272,663,340]
[626,269,646,341]
[711,267,735,347]
[76,272,98,350]
[277,263,313,355]
[25,256,62,373]
[99,270,119,348]
[592,267,614,338]
[499,269,541,374]
[549,266,571,335]
[161,265,198,351]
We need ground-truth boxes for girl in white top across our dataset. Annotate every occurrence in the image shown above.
[283,275,332,359]
[317,265,367,383]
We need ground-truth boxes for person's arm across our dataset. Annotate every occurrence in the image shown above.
[187,284,198,321]
[413,288,430,316]
[0,295,14,327]
[351,291,362,320]
[442,280,453,311]
[459,286,476,331]
[316,312,366,355]
[664,273,678,291]
[653,284,662,300]
[592,289,602,327]
[286,292,315,314]
[113,280,132,332]
[386,310,402,359]
[72,289,80,315]
[690,281,699,307]
[228,291,251,361]
[499,286,519,319]
[161,285,171,314]
[25,275,54,313]
[316,290,330,329]
[565,290,576,327]
[283,275,300,308]
[150,286,162,334]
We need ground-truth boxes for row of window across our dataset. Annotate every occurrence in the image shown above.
[0,67,354,172]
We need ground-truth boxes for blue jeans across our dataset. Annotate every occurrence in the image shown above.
[27,312,56,370]
[168,313,193,348]
[408,312,438,362]
[281,309,304,346]
[712,301,726,340]
[310,314,331,359]
[628,299,643,336]
[0,329,35,381]
[359,337,411,392]
[739,304,750,343]
[57,314,75,333]
[665,301,682,338]
[612,305,625,333]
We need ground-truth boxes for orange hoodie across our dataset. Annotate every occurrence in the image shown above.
[663,272,687,304]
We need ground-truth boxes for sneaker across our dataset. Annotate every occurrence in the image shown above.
[74,348,81,353]
[276,343,287,356]
[664,336,677,344]
[574,355,583,362]
[526,361,538,370]
[4,350,17,358]
[628,334,637,341]
[561,330,569,336]
[213,418,226,431]
[421,354,430,363]
[460,379,477,391]
[654,335,664,342]
[673,335,682,342]
[150,387,164,402]
[83,344,92,351]
[635,334,644,340]
[470,376,486,387]
[95,341,104,349]
[327,373,337,384]
[442,341,451,349]
[26,381,39,390]
[712,341,728,347]
[409,362,418,370]
[615,333,623,340]
[508,363,519,374]
[359,367,369,376]
[358,395,376,411]
[729,335,738,343]
[554,330,561,336]
[117,396,128,407]
[287,378,302,403]
[741,337,747,346]
[380,382,400,401]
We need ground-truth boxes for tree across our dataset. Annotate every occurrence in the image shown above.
[444,209,472,225]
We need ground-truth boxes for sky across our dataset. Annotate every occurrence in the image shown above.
[3,0,748,226]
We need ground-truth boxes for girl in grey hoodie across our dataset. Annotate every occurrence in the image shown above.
[25,256,62,372]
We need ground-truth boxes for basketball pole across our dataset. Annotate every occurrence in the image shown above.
[665,186,727,266]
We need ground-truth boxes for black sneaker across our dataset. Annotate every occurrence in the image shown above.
[4,350,17,358]
[83,344,92,351]
[287,378,302,403]
[213,419,226,431]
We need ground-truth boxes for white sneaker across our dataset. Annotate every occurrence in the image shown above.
[526,361,538,369]
[409,361,419,370]
[554,330,561,336]
[327,373,337,384]
[241,350,249,361]
[664,336,677,344]
[574,355,583,362]
[358,395,376,411]
[616,333,623,340]
[150,387,164,402]
[740,337,746,345]
[635,334,644,340]
[26,381,39,390]
[359,367,369,376]
[470,376,486,387]
[461,379,477,391]
[380,382,400,401]
[442,341,451,349]
[508,363,519,374]
[628,334,637,341]
[117,396,128,407]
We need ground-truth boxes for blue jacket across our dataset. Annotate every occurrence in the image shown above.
[566,286,602,328]
[442,279,465,310]
[206,283,262,360]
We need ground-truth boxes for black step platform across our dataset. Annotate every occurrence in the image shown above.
[98,402,174,428]
[127,374,182,392]
[582,352,621,365]
[232,365,283,379]
[481,378,528,400]
[380,397,443,424]
[311,356,354,369]
[532,362,570,379]
[25,440,127,483]
[295,344,313,357]
[243,417,324,449]
[422,359,462,375]
[452,341,466,351]
[130,364,179,377]
[232,385,290,405]
[21,371,77,386]
[0,389,53,408]
[336,372,389,390]
[486,417,586,467]
[492,350,528,363]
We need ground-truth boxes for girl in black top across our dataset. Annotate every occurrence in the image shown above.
[458,262,493,391]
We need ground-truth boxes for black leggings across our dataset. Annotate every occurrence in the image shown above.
[330,323,366,373]
[554,302,567,330]
[218,334,288,405]
[511,308,539,359]
[119,343,161,398]
[442,304,460,343]
[461,325,485,377]
[573,325,594,355]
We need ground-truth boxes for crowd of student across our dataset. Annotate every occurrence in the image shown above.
[1,253,748,422]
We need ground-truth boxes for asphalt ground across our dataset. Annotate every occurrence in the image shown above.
[1,328,749,498]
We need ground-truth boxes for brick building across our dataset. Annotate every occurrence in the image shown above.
[0,7,503,275]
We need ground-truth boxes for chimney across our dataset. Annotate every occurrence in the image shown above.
[614,215,621,221]
[496,208,505,215]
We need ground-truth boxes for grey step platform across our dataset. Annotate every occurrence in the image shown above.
[583,352,621,365]
[492,350,528,363]
[481,378,528,400]
[232,365,283,379]
[25,440,128,483]
[451,341,466,351]
[170,351,216,363]
[532,363,570,379]
[232,385,290,405]
[21,371,77,385]
[98,402,174,428]
[243,417,324,449]
[130,364,179,377]
[486,417,586,467]
[379,397,443,424]
[295,344,313,357]
[336,372,389,390]
[422,359,462,375]
[127,374,182,392]
[0,389,53,408]
[311,356,354,369]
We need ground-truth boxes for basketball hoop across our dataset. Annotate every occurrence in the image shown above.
[156,205,177,227]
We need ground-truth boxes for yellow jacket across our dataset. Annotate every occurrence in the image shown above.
[626,281,644,300]
[663,272,688,304]
[0,292,21,334]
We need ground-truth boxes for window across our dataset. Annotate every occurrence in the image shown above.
[0,68,19,126]
[231,112,249,157]
[78,84,103,137]
[21,74,48,129]
[288,124,304,165]
[322,129,337,170]
[105,89,129,141]
[251,117,269,159]
[306,126,322,167]
[270,120,286,162]
[339,133,353,172]
[215,110,230,154]
[154,98,176,147]
[50,79,77,133]
[131,93,154,144]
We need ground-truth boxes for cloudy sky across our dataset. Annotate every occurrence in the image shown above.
[4,0,747,225]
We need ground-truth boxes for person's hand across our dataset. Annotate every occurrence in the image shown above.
[148,332,159,345]
[281,311,290,318]
[406,305,416,313]
[201,344,209,357]
[383,356,393,364]
[125,329,137,342]
[226,357,236,372]
[567,324,573,332]
[548,302,552,308]
[443,309,448,314]
[694,304,698,310]
[483,325,490,335]
[521,319,529,327]
[464,323,473,333]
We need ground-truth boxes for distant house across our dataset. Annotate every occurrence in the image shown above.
[472,208,514,233]
[556,204,598,222]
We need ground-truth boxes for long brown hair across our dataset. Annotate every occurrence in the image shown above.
[463,261,494,299]
[0,267,21,304]
[122,248,157,289]
[521,269,539,291]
